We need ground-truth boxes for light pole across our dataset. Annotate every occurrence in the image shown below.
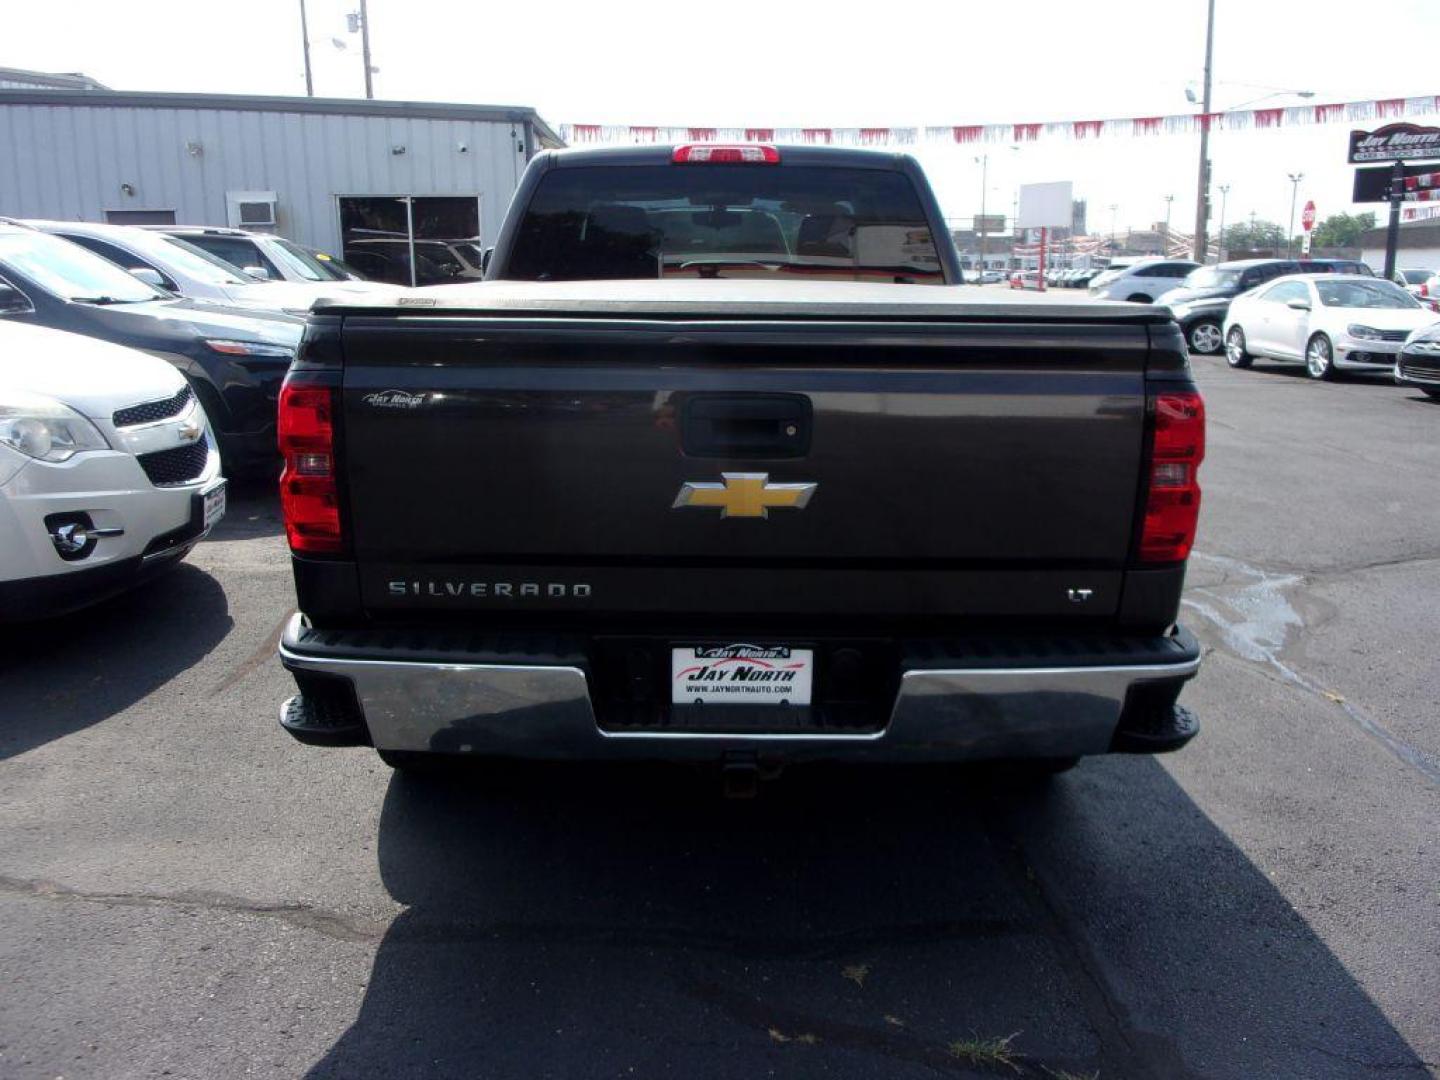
[347,3,375,98]
[1286,172,1304,258]
[1108,204,1118,251]
[359,0,374,99]
[976,154,988,281]
[1190,0,1216,262]
[1216,184,1230,260]
[298,0,314,96]
[1163,194,1175,254]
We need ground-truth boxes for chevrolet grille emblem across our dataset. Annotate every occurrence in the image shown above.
[672,472,817,519]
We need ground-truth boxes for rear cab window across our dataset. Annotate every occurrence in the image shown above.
[504,163,946,284]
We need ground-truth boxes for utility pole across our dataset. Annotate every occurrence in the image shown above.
[1216,184,1230,260]
[359,0,374,99]
[976,154,988,282]
[298,0,314,96]
[1163,194,1175,254]
[1286,172,1304,258]
[1191,0,1215,262]
[1108,204,1118,251]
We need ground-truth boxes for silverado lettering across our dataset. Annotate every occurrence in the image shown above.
[387,580,592,598]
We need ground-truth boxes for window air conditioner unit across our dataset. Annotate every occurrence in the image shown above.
[226,191,278,229]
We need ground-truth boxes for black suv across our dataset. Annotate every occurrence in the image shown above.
[0,224,301,473]
[1164,258,1373,355]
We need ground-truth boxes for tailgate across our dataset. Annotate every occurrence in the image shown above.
[339,316,1148,618]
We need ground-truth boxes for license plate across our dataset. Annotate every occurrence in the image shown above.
[201,480,227,531]
[671,645,814,706]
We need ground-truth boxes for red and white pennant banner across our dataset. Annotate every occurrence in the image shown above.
[561,96,1439,147]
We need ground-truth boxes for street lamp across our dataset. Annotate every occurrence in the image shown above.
[1216,184,1230,260]
[1108,204,1118,251]
[1163,194,1174,254]
[1189,0,1216,262]
[1185,0,1316,262]
[1286,172,1304,258]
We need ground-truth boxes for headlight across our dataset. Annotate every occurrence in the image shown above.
[0,392,111,463]
[204,339,296,359]
[1347,324,1382,341]
[1404,338,1440,354]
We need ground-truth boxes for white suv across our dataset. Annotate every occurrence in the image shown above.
[1089,259,1200,303]
[0,321,225,620]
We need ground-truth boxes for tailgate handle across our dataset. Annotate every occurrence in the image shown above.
[680,394,812,459]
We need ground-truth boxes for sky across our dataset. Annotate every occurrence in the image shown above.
[4,0,1438,237]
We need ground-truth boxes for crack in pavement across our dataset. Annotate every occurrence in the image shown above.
[0,874,1044,957]
[1184,553,1440,786]
[209,609,292,696]
[0,874,385,944]
[1310,1042,1437,1074]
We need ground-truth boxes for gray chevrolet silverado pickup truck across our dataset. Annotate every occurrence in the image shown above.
[275,144,1205,779]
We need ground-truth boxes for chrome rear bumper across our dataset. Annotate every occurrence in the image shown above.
[278,614,1202,762]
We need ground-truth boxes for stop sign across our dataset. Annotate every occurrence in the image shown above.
[1302,200,1317,232]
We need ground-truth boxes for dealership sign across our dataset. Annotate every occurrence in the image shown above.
[1347,123,1440,163]
[1352,162,1440,202]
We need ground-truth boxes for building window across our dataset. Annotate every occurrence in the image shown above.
[337,196,482,287]
[103,209,177,226]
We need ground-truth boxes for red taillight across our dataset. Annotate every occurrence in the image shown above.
[672,144,780,164]
[1140,392,1205,564]
[278,381,343,555]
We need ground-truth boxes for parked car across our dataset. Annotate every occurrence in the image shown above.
[0,224,301,473]
[1009,270,1040,289]
[978,269,1004,284]
[1222,274,1440,379]
[159,227,395,298]
[299,246,370,282]
[25,221,371,315]
[1395,322,1440,399]
[1162,259,1363,355]
[0,320,225,620]
[1089,259,1201,303]
[1393,268,1437,297]
[276,142,1203,779]
[341,237,486,287]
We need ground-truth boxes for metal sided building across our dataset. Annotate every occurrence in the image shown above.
[0,83,563,283]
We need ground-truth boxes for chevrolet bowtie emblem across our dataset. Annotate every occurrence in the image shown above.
[672,472,817,519]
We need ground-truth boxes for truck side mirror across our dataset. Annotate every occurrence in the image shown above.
[481,247,493,274]
[242,265,273,281]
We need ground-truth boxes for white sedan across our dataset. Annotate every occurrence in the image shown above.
[0,321,225,620]
[1223,274,1440,380]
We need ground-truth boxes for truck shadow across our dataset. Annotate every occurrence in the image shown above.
[304,758,1425,1080]
[0,564,231,760]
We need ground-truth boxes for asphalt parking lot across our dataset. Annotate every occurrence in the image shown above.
[1,354,1437,1080]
